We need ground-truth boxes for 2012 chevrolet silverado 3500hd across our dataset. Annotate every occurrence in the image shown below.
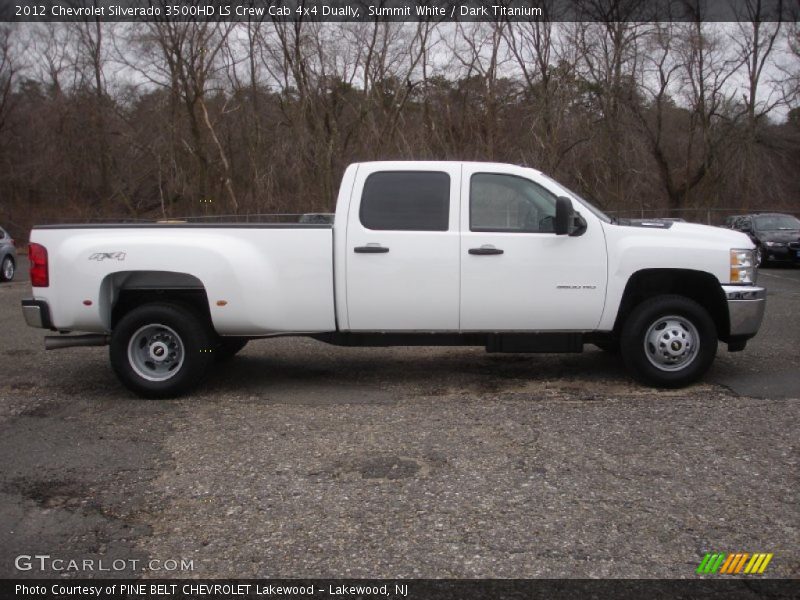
[21,161,766,398]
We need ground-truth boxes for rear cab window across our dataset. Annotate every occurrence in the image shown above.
[360,171,450,231]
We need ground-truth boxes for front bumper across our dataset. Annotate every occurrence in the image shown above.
[21,298,54,330]
[722,285,766,338]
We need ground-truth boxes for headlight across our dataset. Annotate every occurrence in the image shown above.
[730,249,756,284]
[764,241,785,247]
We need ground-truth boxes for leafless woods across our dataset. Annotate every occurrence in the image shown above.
[0,18,798,235]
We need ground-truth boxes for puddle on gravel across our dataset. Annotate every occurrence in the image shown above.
[326,455,433,482]
[8,478,90,510]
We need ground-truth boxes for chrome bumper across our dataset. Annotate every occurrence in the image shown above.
[722,285,766,337]
[21,298,53,329]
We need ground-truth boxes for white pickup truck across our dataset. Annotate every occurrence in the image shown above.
[22,161,765,398]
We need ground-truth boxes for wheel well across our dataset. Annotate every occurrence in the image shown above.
[104,271,212,330]
[614,269,730,340]
[111,289,212,329]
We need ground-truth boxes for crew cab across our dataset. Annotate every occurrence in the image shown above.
[21,161,766,398]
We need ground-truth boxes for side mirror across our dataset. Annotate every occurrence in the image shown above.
[555,197,572,235]
[555,196,588,237]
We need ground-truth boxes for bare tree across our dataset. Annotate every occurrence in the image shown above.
[127,20,239,212]
[674,19,743,207]
[571,16,649,207]
[0,25,16,136]
[733,0,784,130]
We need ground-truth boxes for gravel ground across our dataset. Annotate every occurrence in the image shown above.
[0,259,797,579]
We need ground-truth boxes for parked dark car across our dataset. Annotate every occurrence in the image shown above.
[733,213,800,266]
[0,226,17,282]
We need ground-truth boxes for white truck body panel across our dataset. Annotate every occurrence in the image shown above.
[29,227,336,335]
[597,222,754,330]
[26,161,757,338]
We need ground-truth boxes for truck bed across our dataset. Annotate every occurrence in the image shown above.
[29,224,337,336]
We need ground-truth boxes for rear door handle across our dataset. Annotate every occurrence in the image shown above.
[354,245,389,254]
[469,246,504,255]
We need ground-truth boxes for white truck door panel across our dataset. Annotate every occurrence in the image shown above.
[459,166,607,331]
[345,164,461,331]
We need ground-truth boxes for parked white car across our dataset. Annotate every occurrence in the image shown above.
[22,161,765,397]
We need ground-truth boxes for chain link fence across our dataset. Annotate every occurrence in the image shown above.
[605,208,800,226]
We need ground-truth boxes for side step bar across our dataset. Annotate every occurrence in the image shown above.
[45,334,109,350]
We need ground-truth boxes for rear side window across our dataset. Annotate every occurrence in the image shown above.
[360,171,450,231]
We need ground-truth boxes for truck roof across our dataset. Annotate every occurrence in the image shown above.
[354,160,542,174]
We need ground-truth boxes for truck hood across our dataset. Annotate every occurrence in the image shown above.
[612,220,754,248]
[666,221,755,248]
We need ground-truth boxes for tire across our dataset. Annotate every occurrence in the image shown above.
[215,338,248,362]
[0,256,14,282]
[110,302,216,398]
[620,295,717,388]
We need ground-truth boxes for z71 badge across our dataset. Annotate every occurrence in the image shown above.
[88,252,126,261]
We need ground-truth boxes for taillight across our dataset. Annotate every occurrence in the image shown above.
[29,243,49,287]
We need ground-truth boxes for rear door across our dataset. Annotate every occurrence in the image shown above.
[344,164,461,331]
[459,165,607,331]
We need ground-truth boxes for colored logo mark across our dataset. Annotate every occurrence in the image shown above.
[696,553,773,575]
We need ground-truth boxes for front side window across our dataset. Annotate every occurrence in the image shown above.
[360,171,450,231]
[470,173,558,233]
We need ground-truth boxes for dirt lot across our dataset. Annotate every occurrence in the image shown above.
[0,259,797,579]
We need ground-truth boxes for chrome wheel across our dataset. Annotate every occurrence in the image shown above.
[2,257,13,280]
[127,323,185,382]
[643,315,699,372]
[755,246,762,267]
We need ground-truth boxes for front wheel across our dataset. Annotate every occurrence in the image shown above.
[110,303,216,398]
[620,295,717,388]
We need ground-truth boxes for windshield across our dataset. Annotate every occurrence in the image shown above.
[538,174,612,223]
[754,215,800,230]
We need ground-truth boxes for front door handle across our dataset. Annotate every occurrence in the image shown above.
[469,246,504,255]
[354,245,389,254]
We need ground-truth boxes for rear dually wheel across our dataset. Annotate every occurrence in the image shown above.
[110,302,215,398]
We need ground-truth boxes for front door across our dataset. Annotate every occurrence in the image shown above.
[459,165,607,331]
